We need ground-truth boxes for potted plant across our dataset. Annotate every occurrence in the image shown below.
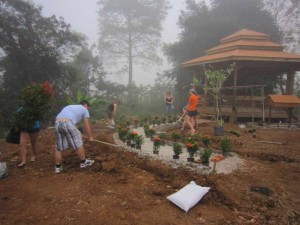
[149,127,156,140]
[200,148,213,166]
[171,133,181,142]
[158,132,166,146]
[143,124,150,137]
[118,126,129,142]
[153,137,161,154]
[220,136,231,157]
[134,134,143,150]
[185,137,199,162]
[193,63,235,136]
[200,134,210,148]
[214,119,224,136]
[172,142,183,159]
[129,131,138,147]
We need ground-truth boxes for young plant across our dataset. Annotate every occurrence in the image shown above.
[153,137,161,152]
[173,142,183,156]
[185,139,199,158]
[200,148,213,164]
[134,135,143,147]
[171,133,181,142]
[220,136,231,156]
[200,134,210,147]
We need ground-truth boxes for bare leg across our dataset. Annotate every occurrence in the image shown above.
[29,132,39,161]
[55,150,63,165]
[76,146,86,161]
[184,115,195,134]
[19,131,29,166]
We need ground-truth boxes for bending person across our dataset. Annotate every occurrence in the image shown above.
[54,100,94,174]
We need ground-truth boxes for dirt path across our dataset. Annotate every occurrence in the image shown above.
[0,122,299,225]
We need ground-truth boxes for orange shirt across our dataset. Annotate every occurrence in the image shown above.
[187,94,199,111]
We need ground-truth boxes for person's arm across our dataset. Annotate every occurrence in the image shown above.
[113,103,118,114]
[83,117,93,141]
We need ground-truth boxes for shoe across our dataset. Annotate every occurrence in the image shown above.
[55,165,63,174]
[18,162,26,168]
[80,159,95,168]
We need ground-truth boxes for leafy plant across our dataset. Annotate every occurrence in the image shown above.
[134,134,143,147]
[143,124,150,136]
[149,127,156,136]
[220,136,231,156]
[173,142,183,156]
[13,82,54,129]
[193,63,235,126]
[117,125,129,142]
[171,133,181,142]
[200,148,213,164]
[158,132,166,140]
[200,134,210,147]
[153,137,161,152]
[129,131,138,140]
[186,140,199,158]
[230,130,240,137]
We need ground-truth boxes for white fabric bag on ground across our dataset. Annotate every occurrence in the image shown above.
[0,162,8,180]
[167,181,210,212]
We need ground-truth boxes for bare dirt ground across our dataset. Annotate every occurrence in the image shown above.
[0,121,300,225]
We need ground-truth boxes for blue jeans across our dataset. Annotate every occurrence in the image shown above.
[165,104,173,114]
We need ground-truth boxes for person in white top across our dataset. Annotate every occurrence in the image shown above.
[54,100,94,173]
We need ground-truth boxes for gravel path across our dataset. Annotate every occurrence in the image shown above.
[113,126,244,174]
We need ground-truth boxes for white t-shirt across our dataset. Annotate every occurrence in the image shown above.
[56,105,90,124]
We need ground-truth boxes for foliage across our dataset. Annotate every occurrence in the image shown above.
[220,136,231,155]
[0,0,83,115]
[193,63,235,125]
[97,0,169,98]
[12,82,54,129]
[200,148,213,164]
[129,131,138,140]
[230,130,240,137]
[153,137,161,151]
[200,134,210,147]
[134,134,143,146]
[263,0,300,53]
[158,132,166,140]
[185,137,199,158]
[173,142,183,156]
[149,127,156,136]
[171,133,181,142]
[163,0,282,107]
[117,125,129,141]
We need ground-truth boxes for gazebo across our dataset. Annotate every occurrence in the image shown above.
[181,29,300,123]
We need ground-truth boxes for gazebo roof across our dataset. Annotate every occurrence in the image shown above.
[181,29,300,68]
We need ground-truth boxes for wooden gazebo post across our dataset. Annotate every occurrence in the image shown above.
[232,65,238,122]
[286,69,296,125]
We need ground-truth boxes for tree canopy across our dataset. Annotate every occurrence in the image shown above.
[97,0,169,90]
[163,0,282,106]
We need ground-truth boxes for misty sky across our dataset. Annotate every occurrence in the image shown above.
[29,0,187,85]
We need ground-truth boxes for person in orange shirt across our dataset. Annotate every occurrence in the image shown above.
[183,89,199,135]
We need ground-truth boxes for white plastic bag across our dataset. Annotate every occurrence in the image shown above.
[167,181,210,212]
[0,162,8,180]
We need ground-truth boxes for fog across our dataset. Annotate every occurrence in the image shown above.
[30,0,186,86]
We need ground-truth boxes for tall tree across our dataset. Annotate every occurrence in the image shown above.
[262,0,300,53]
[97,0,169,100]
[163,0,281,106]
[0,0,83,126]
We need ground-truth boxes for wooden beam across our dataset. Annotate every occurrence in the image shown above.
[286,69,295,95]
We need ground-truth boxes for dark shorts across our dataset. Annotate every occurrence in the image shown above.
[20,127,40,133]
[107,110,113,119]
[186,110,198,117]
